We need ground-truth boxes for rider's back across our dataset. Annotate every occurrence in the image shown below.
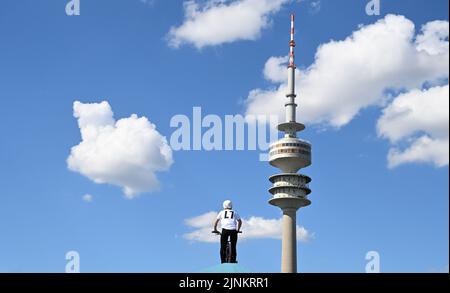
[217,209,240,230]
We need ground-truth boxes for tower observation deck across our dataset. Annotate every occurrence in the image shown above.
[268,14,312,273]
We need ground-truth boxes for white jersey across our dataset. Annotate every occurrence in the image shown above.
[217,209,241,230]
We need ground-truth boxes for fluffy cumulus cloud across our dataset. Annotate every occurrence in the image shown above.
[244,14,449,167]
[67,101,173,198]
[168,0,289,49]
[377,85,449,168]
[183,211,312,243]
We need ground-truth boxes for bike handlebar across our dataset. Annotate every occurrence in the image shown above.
[211,230,242,235]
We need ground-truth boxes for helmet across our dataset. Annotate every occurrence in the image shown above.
[223,200,232,209]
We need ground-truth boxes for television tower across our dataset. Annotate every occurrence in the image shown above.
[268,14,312,273]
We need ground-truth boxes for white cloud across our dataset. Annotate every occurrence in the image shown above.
[183,211,312,243]
[263,56,288,83]
[245,15,449,127]
[67,101,173,199]
[415,20,449,55]
[82,193,93,202]
[377,85,449,168]
[168,0,289,49]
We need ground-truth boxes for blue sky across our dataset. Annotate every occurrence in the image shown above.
[0,0,448,273]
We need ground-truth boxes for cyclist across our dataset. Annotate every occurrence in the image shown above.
[213,200,242,264]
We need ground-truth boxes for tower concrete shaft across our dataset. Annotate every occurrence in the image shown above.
[268,13,312,274]
[281,207,297,273]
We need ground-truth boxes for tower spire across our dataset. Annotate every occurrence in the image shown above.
[289,13,296,68]
[285,13,298,130]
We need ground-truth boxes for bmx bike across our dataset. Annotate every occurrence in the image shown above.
[212,230,242,263]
